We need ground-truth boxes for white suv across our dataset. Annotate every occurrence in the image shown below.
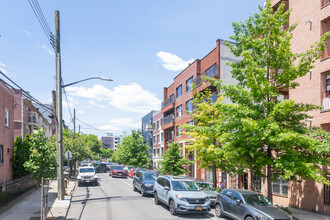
[153,176,211,215]
[77,166,98,186]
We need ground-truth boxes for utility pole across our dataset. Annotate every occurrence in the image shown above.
[73,109,76,138]
[55,10,64,200]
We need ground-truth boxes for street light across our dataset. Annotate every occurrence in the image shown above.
[56,77,112,200]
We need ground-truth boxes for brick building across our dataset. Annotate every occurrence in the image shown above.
[152,110,164,169]
[0,80,14,184]
[161,39,240,181]
[101,135,114,149]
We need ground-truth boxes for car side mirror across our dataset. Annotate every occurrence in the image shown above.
[236,199,241,205]
[200,188,204,191]
[164,186,170,191]
[213,188,216,191]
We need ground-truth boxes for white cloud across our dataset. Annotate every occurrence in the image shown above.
[156,51,194,71]
[97,124,123,133]
[0,62,6,67]
[66,83,161,114]
[89,100,106,108]
[22,30,31,36]
[77,109,84,115]
[110,118,141,129]
[39,45,54,56]
[62,96,77,109]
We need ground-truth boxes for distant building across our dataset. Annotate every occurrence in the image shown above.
[101,135,114,150]
[152,110,163,169]
[0,79,14,184]
[141,110,156,159]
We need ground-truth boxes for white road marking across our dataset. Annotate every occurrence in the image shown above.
[119,179,133,187]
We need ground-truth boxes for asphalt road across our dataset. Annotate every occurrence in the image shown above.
[66,173,230,220]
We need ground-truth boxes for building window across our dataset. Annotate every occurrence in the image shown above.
[186,99,194,113]
[157,120,160,130]
[161,133,164,143]
[325,177,330,204]
[205,64,217,77]
[322,74,330,110]
[186,77,194,92]
[0,145,3,164]
[153,136,156,145]
[321,18,330,59]
[157,134,160,143]
[252,174,261,192]
[221,172,227,188]
[153,122,156,131]
[272,177,288,196]
[176,85,182,98]
[5,109,9,127]
[176,126,182,136]
[153,149,156,157]
[322,0,330,8]
[176,105,182,117]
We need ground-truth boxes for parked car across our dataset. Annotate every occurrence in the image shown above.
[77,166,98,186]
[109,165,127,178]
[133,170,158,196]
[125,165,134,172]
[153,176,211,215]
[215,189,292,220]
[195,181,217,206]
[95,163,108,173]
[133,167,146,177]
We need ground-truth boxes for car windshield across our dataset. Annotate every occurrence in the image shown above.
[113,166,124,170]
[172,181,200,191]
[127,166,134,170]
[196,182,213,190]
[242,194,272,206]
[143,173,157,180]
[80,168,94,173]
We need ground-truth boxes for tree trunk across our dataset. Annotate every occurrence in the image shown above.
[267,164,273,203]
[213,166,217,189]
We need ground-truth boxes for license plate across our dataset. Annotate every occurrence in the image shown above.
[195,206,202,211]
[86,180,90,182]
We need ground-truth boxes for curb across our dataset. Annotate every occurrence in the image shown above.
[64,181,76,219]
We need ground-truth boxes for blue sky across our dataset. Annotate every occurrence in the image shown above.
[0,0,264,138]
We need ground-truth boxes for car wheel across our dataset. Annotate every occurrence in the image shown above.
[245,216,254,220]
[141,186,146,197]
[133,184,137,192]
[154,192,160,205]
[215,204,224,217]
[169,200,176,215]
[78,182,81,187]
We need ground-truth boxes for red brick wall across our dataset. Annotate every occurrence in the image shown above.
[0,81,14,183]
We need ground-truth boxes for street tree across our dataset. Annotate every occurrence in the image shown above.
[206,0,330,202]
[13,134,32,178]
[113,130,150,167]
[158,142,192,176]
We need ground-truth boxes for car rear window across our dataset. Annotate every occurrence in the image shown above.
[80,168,94,173]
[113,166,124,170]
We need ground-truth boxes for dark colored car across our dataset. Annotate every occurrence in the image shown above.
[95,163,108,173]
[133,170,158,196]
[133,167,146,176]
[215,189,292,220]
[195,182,218,206]
[109,165,127,178]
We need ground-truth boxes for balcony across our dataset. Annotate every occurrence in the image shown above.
[322,0,330,7]
[161,95,175,109]
[161,114,174,126]
[194,69,218,87]
[145,124,153,132]
[322,92,330,110]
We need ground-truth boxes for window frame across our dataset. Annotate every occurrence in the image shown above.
[176,105,182,118]
[176,126,182,136]
[0,145,3,164]
[186,99,194,113]
[325,177,330,204]
[186,76,194,92]
[272,177,288,197]
[176,85,182,98]
[5,109,9,127]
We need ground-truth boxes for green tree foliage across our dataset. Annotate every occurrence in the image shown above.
[112,130,150,167]
[100,148,114,159]
[86,134,102,154]
[24,128,57,183]
[204,0,330,201]
[158,142,192,176]
[13,135,32,178]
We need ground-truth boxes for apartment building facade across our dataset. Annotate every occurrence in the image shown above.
[101,136,114,149]
[224,0,330,215]
[141,110,156,159]
[161,39,240,182]
[0,80,14,184]
[152,110,164,169]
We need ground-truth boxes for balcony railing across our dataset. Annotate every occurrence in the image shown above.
[322,37,330,59]
[145,124,153,132]
[322,91,330,110]
[161,114,174,126]
[194,69,218,87]
[322,0,330,7]
[161,95,175,109]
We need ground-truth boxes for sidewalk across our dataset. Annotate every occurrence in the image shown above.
[288,207,330,220]
[0,179,76,220]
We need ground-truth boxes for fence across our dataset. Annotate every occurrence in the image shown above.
[0,176,36,207]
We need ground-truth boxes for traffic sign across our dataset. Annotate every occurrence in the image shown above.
[65,150,72,159]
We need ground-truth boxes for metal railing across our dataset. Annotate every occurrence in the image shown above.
[161,114,174,126]
[194,69,218,87]
[0,176,36,207]
[161,95,175,109]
